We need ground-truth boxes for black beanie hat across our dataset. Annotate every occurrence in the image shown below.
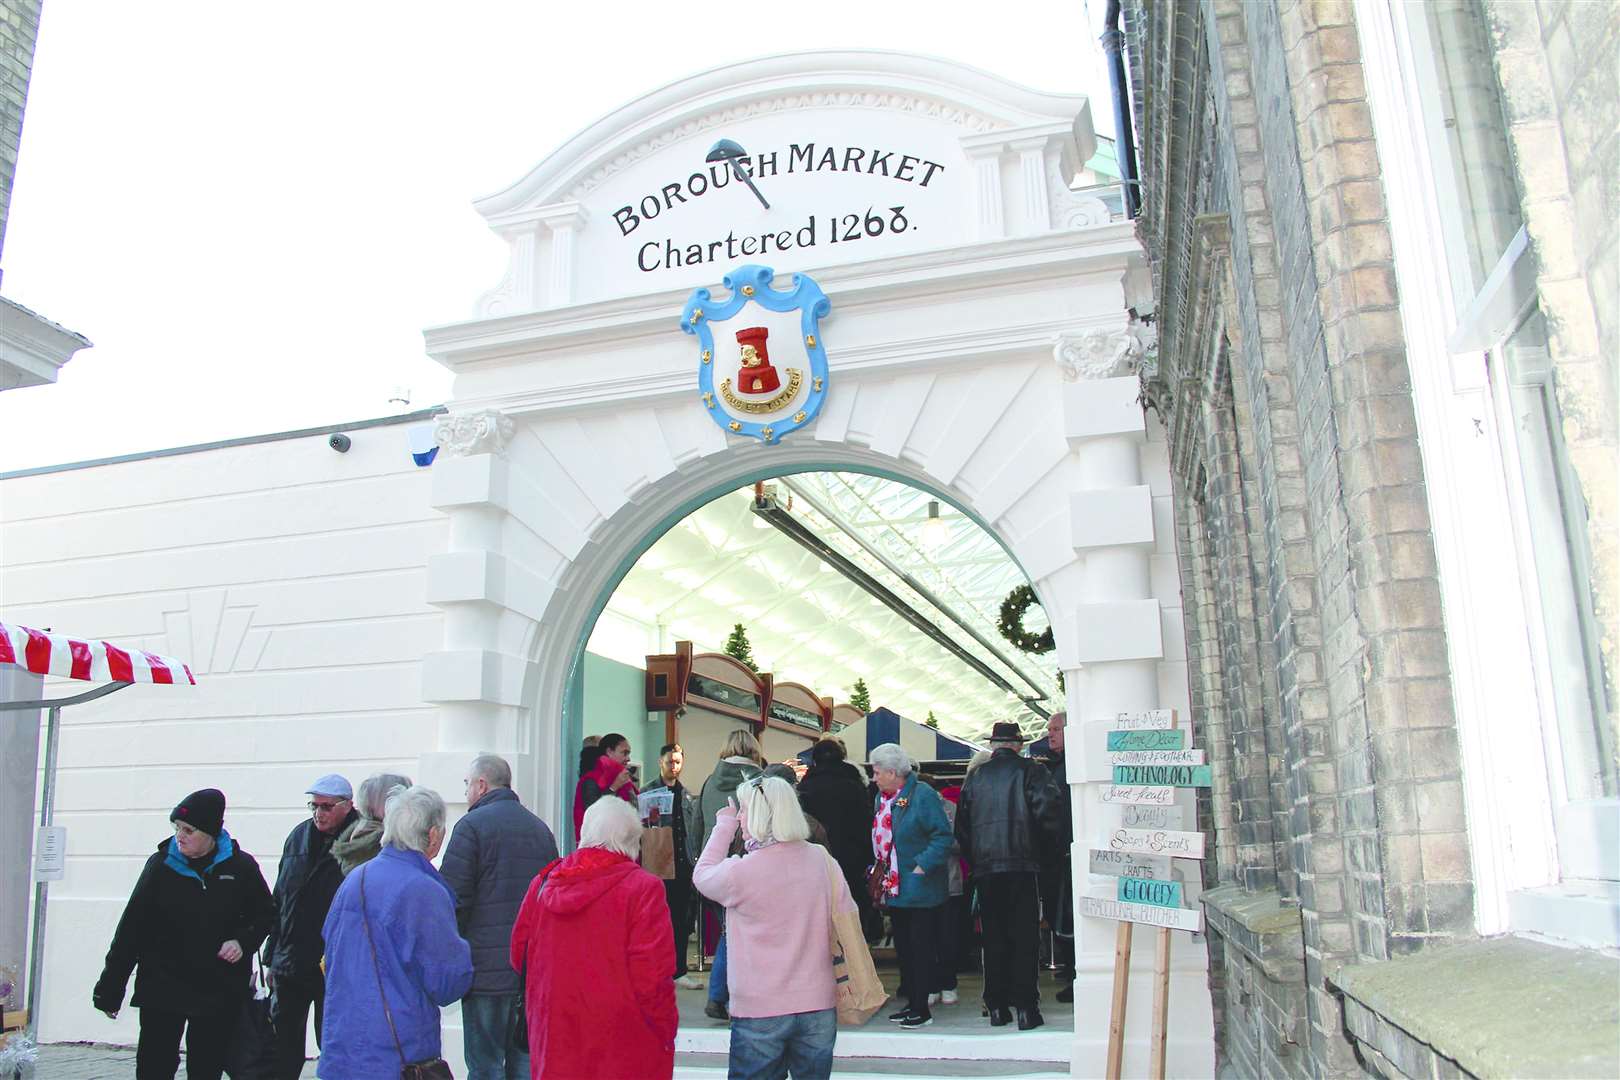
[171,788,226,837]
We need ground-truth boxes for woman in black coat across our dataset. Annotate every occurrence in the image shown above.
[796,737,878,936]
[92,788,275,1080]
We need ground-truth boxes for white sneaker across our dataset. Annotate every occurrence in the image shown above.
[674,974,705,990]
[941,989,959,1006]
[928,992,942,1006]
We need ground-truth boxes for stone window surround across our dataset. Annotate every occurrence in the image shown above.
[1354,0,1620,948]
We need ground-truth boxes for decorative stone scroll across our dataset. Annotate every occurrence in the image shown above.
[435,410,515,457]
[1054,315,1159,382]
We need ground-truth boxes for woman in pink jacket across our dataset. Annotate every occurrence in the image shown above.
[694,775,856,1080]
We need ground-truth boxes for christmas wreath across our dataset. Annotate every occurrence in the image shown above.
[998,585,1055,655]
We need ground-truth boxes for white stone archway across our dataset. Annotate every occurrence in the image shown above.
[417,51,1212,1077]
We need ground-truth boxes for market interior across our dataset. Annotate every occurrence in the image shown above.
[577,472,1076,1063]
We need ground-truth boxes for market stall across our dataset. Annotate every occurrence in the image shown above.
[0,621,195,1046]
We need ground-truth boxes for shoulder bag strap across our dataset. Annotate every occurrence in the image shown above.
[823,850,842,956]
[358,867,408,1066]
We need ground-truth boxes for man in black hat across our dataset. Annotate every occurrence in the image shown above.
[955,721,1062,1031]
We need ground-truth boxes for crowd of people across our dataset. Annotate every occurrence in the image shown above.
[91,711,1071,1080]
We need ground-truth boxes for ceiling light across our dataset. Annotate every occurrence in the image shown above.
[921,500,948,551]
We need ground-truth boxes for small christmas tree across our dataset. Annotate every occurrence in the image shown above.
[925,711,940,730]
[849,677,871,713]
[723,623,756,671]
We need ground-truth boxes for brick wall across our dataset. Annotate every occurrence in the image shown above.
[1129,0,1480,1074]
[0,0,42,260]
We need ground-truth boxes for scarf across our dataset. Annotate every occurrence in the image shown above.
[872,790,901,899]
[573,756,640,840]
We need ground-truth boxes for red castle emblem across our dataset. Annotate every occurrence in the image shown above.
[733,327,782,395]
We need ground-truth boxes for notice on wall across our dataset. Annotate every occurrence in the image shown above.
[1109,749,1206,766]
[1106,730,1186,751]
[1089,849,1175,880]
[1108,827,1206,859]
[1082,895,1203,932]
[1117,876,1184,908]
[1113,709,1177,730]
[34,825,66,881]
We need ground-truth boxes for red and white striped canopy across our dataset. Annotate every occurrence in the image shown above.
[0,620,196,685]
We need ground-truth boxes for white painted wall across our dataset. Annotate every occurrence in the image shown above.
[0,421,446,1045]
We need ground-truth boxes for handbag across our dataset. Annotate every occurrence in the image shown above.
[864,859,888,909]
[359,867,455,1080]
[223,956,275,1079]
[640,825,677,880]
[825,853,887,1025]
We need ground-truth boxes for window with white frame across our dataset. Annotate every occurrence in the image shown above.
[1429,0,1617,864]
[1364,0,1617,944]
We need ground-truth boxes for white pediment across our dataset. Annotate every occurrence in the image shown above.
[473,51,1097,314]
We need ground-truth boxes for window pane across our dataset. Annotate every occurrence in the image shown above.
[1425,0,1524,299]
[1495,308,1616,802]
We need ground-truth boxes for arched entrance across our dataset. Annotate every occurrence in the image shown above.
[418,51,1212,1076]
[562,463,1055,779]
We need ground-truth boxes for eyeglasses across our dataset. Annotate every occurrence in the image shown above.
[308,800,348,813]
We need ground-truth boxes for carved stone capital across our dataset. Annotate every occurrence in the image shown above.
[435,410,515,457]
[1056,327,1133,381]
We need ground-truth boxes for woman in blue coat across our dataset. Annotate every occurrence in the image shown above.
[318,786,473,1078]
[868,742,953,1029]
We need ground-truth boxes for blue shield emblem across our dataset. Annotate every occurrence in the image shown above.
[682,265,831,444]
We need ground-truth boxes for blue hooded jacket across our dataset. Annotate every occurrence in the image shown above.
[318,846,474,1077]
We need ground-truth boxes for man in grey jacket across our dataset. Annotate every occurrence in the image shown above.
[440,754,559,1080]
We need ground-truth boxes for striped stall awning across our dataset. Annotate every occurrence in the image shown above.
[0,620,196,685]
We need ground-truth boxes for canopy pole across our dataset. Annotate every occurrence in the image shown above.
[25,705,62,1040]
[10,681,130,1040]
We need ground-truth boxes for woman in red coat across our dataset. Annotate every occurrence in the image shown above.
[511,797,676,1079]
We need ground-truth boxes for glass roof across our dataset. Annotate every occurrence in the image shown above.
[588,472,1059,739]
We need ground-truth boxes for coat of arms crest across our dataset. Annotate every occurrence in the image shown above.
[682,265,831,444]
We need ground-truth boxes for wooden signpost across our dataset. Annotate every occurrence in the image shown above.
[1087,709,1211,1080]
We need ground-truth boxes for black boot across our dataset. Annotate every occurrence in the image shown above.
[1056,982,1074,1003]
[1017,1006,1045,1030]
[989,1005,1014,1027]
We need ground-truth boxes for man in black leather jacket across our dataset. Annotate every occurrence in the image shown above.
[264,774,357,1079]
[955,722,1061,1031]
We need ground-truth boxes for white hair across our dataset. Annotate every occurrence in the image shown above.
[381,785,445,854]
[868,743,913,778]
[356,773,413,821]
[740,775,811,845]
[579,797,642,859]
[964,750,993,781]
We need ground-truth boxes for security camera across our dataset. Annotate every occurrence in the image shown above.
[328,433,352,453]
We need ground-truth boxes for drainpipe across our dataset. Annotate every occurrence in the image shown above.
[1102,0,1141,219]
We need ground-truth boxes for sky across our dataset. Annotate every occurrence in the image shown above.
[0,0,1114,472]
